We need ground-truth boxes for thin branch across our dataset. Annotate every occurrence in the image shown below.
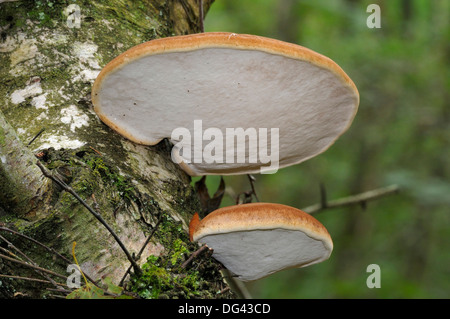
[46,287,72,297]
[319,182,327,209]
[36,161,142,277]
[27,128,45,146]
[0,253,67,281]
[235,175,260,204]
[218,286,230,295]
[0,226,69,262]
[119,216,163,286]
[198,0,204,32]
[0,246,19,259]
[46,294,67,299]
[135,216,163,259]
[181,244,212,269]
[0,226,98,286]
[247,174,260,202]
[0,233,59,288]
[220,269,253,299]
[0,274,67,287]
[302,184,400,215]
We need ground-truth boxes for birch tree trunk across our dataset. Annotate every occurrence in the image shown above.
[0,0,234,299]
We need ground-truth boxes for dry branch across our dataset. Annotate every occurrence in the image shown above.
[0,226,98,285]
[0,252,67,281]
[302,184,400,214]
[35,161,142,277]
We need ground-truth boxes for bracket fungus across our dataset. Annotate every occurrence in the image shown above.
[189,202,333,281]
[92,32,359,176]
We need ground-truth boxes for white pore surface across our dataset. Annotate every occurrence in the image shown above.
[97,48,358,175]
[198,229,331,281]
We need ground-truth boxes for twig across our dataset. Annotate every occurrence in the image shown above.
[27,128,45,146]
[319,183,327,209]
[198,0,204,32]
[235,175,260,204]
[181,244,211,269]
[0,233,59,288]
[0,227,69,262]
[302,184,400,215]
[46,287,73,295]
[0,274,67,287]
[89,146,102,156]
[220,269,252,299]
[247,174,260,202]
[36,161,142,277]
[0,226,98,285]
[119,216,163,286]
[47,294,67,299]
[0,246,19,259]
[218,286,230,295]
[0,253,67,281]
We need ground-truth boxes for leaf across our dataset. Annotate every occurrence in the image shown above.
[104,276,124,295]
[195,176,210,212]
[208,176,225,211]
[194,176,225,216]
[66,283,105,299]
[66,279,133,299]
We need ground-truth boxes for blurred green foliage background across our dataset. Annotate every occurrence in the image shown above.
[196,0,449,298]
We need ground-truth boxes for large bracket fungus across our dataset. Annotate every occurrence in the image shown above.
[92,32,359,176]
[189,203,333,281]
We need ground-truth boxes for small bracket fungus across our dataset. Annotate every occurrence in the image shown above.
[189,202,333,281]
[92,32,359,176]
